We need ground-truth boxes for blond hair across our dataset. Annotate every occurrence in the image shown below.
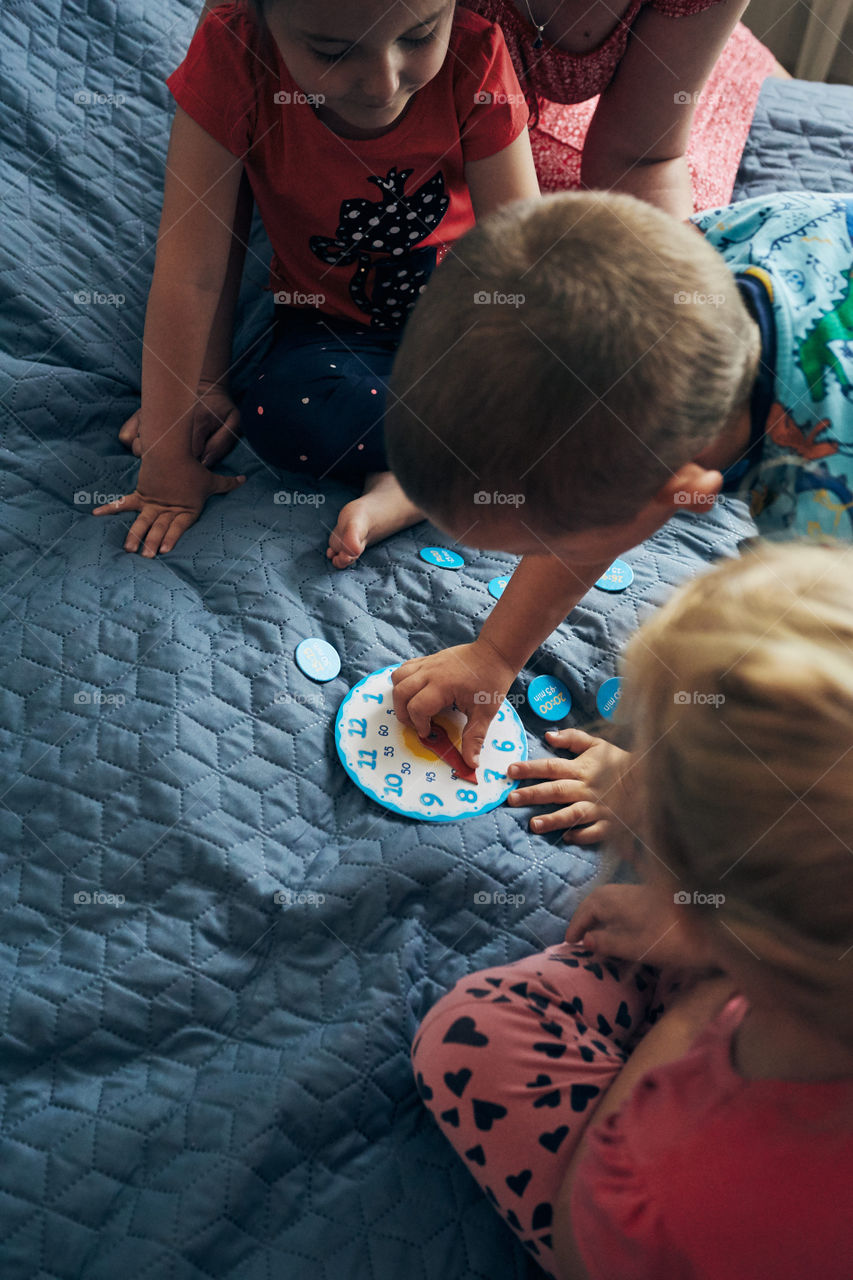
[621,543,853,1045]
[386,192,760,535]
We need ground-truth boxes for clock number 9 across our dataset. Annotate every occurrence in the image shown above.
[420,793,444,808]
[492,740,515,752]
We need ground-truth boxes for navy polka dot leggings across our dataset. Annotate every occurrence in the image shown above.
[411,942,685,1278]
[240,305,398,481]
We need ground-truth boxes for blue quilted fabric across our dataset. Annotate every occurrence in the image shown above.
[732,77,853,199]
[9,6,851,1278]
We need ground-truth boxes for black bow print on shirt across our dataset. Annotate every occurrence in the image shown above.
[309,166,450,331]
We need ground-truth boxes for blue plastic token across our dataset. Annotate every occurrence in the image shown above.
[488,576,510,600]
[419,546,465,570]
[527,674,572,721]
[295,637,341,683]
[596,676,622,721]
[595,559,634,592]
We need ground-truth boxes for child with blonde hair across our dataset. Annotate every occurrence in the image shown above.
[387,189,853,794]
[412,542,853,1279]
[99,0,537,563]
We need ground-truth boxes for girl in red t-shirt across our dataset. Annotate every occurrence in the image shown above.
[99,1,538,562]
[412,541,853,1279]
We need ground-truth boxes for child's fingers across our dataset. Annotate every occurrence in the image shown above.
[507,778,586,809]
[200,418,241,467]
[122,510,156,554]
[459,706,496,769]
[159,512,198,555]
[564,892,605,943]
[580,925,636,960]
[543,727,602,752]
[118,411,141,451]
[525,800,600,834]
[507,756,580,783]
[92,493,140,517]
[566,820,610,845]
[141,511,176,559]
[209,472,246,496]
[404,682,452,740]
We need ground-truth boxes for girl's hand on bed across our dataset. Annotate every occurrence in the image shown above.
[565,883,718,970]
[92,455,246,556]
[117,382,242,467]
[506,730,632,843]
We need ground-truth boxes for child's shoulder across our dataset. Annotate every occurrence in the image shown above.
[194,1,265,48]
[449,5,507,54]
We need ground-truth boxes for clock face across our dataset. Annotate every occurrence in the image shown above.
[335,667,528,823]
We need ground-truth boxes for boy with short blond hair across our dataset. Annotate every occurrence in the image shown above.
[385,189,853,826]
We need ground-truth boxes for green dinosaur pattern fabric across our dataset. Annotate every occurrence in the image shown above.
[696,192,853,541]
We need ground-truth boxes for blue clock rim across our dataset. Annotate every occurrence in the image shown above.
[334,665,529,823]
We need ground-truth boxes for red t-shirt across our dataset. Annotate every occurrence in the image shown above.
[167,3,530,328]
[571,995,853,1279]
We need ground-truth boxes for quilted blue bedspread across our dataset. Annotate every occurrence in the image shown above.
[2,4,851,1275]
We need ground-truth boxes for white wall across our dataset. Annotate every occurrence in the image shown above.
[743,0,853,83]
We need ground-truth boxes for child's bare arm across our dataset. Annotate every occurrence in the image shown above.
[95,107,247,555]
[118,168,254,466]
[465,130,539,219]
[392,552,610,766]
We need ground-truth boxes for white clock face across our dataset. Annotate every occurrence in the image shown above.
[335,667,528,822]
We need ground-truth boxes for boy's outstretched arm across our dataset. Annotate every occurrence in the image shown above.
[392,551,611,767]
[95,107,247,555]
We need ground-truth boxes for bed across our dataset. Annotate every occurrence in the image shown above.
[1,3,852,1276]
